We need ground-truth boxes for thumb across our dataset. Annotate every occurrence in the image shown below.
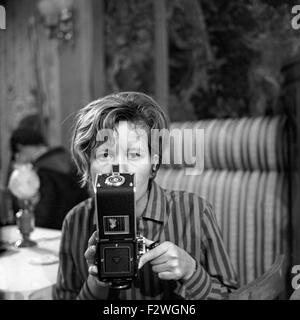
[138,238,153,270]
[143,238,155,247]
[138,238,162,269]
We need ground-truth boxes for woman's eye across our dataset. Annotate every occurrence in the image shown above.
[98,151,111,159]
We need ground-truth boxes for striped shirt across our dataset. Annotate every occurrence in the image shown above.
[53,181,238,300]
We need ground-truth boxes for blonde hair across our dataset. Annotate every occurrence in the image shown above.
[71,92,169,186]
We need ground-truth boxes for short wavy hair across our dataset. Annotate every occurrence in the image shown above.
[71,92,169,187]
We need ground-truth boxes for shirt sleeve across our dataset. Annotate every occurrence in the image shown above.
[52,217,82,300]
[176,200,238,300]
[76,275,111,300]
[53,211,110,300]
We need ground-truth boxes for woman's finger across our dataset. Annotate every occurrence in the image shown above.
[88,231,98,247]
[138,242,170,269]
[84,245,96,266]
[143,237,155,247]
[157,271,176,281]
[149,255,169,266]
[88,265,98,277]
[151,262,170,274]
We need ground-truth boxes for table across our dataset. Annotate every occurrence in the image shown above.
[0,225,61,300]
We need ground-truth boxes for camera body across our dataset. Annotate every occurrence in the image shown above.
[94,169,146,289]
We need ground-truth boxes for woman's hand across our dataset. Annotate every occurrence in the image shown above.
[138,238,196,281]
[84,231,111,286]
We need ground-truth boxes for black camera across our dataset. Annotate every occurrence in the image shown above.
[94,166,147,289]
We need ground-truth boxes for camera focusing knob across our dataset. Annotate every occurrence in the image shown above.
[136,234,147,256]
[105,174,125,187]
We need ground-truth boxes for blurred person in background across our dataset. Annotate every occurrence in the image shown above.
[7,116,89,230]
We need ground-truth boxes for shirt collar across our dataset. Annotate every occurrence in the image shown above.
[92,180,168,225]
[141,180,168,223]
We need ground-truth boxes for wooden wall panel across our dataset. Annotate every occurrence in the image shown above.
[58,0,106,148]
[0,2,9,186]
[0,0,35,187]
[0,0,62,186]
[91,0,105,99]
[0,0,106,187]
[37,31,61,147]
[154,0,169,116]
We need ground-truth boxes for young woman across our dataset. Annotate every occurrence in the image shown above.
[54,92,237,300]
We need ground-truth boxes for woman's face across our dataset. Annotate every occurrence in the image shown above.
[90,121,154,212]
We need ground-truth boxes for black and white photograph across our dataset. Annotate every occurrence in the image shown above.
[0,0,300,311]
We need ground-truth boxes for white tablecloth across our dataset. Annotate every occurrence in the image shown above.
[0,225,61,300]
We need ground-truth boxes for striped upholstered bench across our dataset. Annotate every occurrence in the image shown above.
[155,116,289,287]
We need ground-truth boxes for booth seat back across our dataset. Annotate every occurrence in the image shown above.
[155,116,289,286]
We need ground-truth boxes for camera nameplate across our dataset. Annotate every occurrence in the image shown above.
[103,215,130,234]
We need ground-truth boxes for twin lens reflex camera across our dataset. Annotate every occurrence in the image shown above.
[94,165,150,289]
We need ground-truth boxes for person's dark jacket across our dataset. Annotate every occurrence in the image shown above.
[33,147,89,229]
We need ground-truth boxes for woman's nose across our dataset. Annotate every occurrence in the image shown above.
[112,156,129,173]
[119,162,129,173]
